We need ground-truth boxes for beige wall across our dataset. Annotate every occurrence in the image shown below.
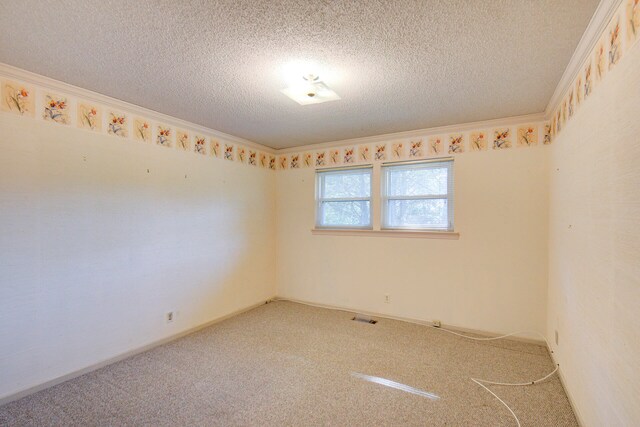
[276,147,550,335]
[0,114,277,400]
[547,41,640,425]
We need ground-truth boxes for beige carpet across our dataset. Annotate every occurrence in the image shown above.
[0,301,577,426]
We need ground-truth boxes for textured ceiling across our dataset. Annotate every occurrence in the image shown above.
[0,0,599,149]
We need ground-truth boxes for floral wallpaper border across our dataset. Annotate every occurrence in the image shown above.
[275,122,546,171]
[0,72,276,170]
[1,1,637,173]
[549,0,638,142]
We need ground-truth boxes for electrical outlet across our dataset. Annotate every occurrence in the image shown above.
[433,320,442,328]
[384,294,391,304]
[166,311,175,323]
[555,330,559,345]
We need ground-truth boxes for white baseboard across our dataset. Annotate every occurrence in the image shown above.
[274,296,547,346]
[549,352,585,427]
[0,297,274,407]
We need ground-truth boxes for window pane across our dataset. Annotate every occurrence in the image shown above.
[387,166,448,197]
[321,170,371,199]
[320,201,371,227]
[385,199,448,229]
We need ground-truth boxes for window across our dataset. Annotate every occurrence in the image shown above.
[316,166,372,229]
[382,160,454,231]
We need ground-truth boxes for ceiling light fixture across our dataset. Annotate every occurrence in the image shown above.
[281,74,340,106]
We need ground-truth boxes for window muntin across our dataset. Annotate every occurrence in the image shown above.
[382,160,453,231]
[316,167,372,229]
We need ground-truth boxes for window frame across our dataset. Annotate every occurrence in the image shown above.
[315,165,373,230]
[381,159,454,232]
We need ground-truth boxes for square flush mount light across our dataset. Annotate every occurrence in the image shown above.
[281,74,341,106]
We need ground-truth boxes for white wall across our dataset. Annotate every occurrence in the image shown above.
[0,114,277,400]
[547,41,640,425]
[276,147,549,334]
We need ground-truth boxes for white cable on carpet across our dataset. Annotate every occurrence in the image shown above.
[428,327,548,343]
[477,364,559,387]
[429,325,559,427]
[471,378,522,427]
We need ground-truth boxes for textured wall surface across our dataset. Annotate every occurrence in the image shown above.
[0,0,598,147]
[0,114,277,400]
[547,39,640,426]
[276,146,549,335]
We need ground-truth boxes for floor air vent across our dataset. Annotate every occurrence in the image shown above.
[352,313,377,324]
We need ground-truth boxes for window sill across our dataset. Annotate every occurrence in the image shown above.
[311,228,459,239]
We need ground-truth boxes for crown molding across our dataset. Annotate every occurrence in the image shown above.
[275,112,545,154]
[544,0,622,117]
[0,62,275,153]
